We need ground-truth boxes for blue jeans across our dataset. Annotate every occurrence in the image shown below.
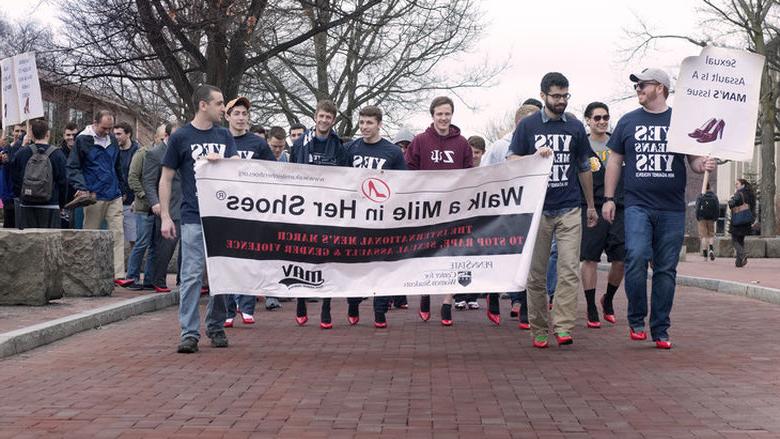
[547,237,557,297]
[126,212,156,284]
[227,295,257,318]
[624,206,685,341]
[179,223,227,341]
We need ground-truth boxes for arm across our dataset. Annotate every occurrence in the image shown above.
[578,170,597,227]
[143,147,162,214]
[159,166,176,239]
[601,151,624,223]
[127,149,146,201]
[66,138,89,194]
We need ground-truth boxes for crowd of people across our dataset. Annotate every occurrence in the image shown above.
[3,67,747,355]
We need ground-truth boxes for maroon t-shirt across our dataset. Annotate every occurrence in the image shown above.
[405,124,473,170]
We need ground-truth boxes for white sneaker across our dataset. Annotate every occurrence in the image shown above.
[454,301,467,310]
[467,301,480,309]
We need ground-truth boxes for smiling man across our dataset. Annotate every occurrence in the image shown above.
[405,96,473,327]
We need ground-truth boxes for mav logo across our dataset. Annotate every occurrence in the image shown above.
[279,264,325,288]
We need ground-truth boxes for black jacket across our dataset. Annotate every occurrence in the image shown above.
[10,143,69,208]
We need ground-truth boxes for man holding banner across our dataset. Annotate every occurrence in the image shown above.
[160,84,239,354]
[509,72,597,348]
[602,68,716,350]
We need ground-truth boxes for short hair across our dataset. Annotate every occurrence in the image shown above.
[661,86,670,98]
[521,98,543,110]
[584,102,609,119]
[114,121,133,136]
[165,121,181,136]
[515,104,540,124]
[467,135,486,151]
[192,84,221,112]
[358,105,383,123]
[289,123,306,133]
[13,124,24,129]
[268,126,287,141]
[540,72,569,93]
[30,119,49,140]
[429,96,454,115]
[64,121,78,132]
[94,110,114,123]
[250,125,266,135]
[315,100,338,117]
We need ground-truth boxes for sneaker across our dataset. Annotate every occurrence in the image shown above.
[467,301,480,310]
[224,318,234,328]
[709,249,715,261]
[210,333,229,348]
[177,337,199,353]
[454,301,467,310]
[126,282,144,291]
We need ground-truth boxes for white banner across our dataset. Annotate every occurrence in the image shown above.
[12,52,44,121]
[668,46,765,162]
[196,156,552,297]
[1,56,20,129]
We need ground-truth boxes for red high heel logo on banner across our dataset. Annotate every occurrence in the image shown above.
[688,118,725,143]
[361,177,391,203]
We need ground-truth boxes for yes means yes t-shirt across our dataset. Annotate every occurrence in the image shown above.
[162,123,237,224]
[607,107,687,211]
[347,138,407,170]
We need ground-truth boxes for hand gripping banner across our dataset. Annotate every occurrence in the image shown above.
[196,155,551,297]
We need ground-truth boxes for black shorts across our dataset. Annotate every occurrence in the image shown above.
[580,206,625,262]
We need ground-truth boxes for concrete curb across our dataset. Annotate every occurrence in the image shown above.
[598,263,780,305]
[0,291,178,359]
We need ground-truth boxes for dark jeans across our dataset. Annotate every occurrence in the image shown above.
[152,216,180,287]
[731,233,746,263]
[454,294,479,302]
[18,206,59,229]
[227,295,256,317]
[624,206,684,341]
[2,202,15,228]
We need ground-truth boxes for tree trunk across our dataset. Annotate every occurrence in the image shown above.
[759,69,777,236]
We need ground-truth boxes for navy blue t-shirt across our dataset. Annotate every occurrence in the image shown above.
[347,138,407,170]
[508,111,590,210]
[607,107,687,211]
[234,133,276,161]
[162,123,237,224]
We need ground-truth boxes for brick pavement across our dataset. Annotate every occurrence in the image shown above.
[1,281,780,438]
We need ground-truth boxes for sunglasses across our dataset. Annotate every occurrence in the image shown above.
[634,81,661,91]
[591,115,610,122]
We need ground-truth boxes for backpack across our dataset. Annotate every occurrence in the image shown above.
[695,191,719,221]
[21,145,57,203]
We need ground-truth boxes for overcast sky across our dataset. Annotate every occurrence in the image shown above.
[1,0,708,139]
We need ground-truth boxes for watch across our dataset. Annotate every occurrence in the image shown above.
[604,197,615,202]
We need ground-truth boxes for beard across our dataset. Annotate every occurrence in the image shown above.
[545,99,567,115]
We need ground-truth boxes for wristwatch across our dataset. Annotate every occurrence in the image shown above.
[604,197,615,203]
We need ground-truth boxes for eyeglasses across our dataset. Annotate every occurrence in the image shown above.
[634,81,660,91]
[546,93,571,101]
[591,115,610,122]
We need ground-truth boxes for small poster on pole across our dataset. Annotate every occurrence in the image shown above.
[667,46,765,162]
[12,52,44,122]
[1,56,21,129]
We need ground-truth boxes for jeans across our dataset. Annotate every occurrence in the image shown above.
[152,216,180,287]
[179,223,227,341]
[227,295,256,318]
[126,212,156,284]
[547,237,557,297]
[624,206,685,341]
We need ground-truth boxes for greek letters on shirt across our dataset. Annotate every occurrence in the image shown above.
[534,134,572,188]
[632,125,675,177]
[430,149,455,164]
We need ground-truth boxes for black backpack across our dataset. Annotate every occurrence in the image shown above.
[21,145,57,203]
[695,191,719,221]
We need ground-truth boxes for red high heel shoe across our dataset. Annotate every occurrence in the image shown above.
[295,315,308,326]
[655,340,672,349]
[374,321,387,329]
[518,322,530,330]
[348,316,359,326]
[600,296,616,324]
[688,118,717,138]
[320,322,333,329]
[441,319,453,326]
[629,328,647,340]
[697,119,725,143]
[487,311,500,326]
[418,311,430,321]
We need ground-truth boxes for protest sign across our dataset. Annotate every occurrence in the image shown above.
[1,56,20,129]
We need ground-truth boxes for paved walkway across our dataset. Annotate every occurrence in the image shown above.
[676,256,780,291]
[2,277,780,438]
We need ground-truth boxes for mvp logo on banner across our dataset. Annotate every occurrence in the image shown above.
[196,156,551,298]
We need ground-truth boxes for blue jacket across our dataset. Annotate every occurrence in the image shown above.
[67,129,124,201]
[289,128,349,166]
[10,143,68,207]
[0,139,23,202]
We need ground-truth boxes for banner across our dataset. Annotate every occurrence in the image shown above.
[196,155,552,298]
[1,56,20,129]
[12,52,44,121]
[668,46,765,162]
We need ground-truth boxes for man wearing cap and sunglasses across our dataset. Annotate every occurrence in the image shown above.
[602,68,716,350]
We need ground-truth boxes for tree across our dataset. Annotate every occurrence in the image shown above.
[626,0,780,236]
[245,0,499,136]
